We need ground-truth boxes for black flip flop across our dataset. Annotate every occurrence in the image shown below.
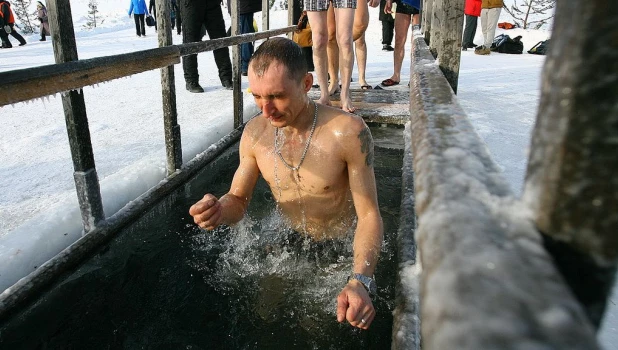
[381,78,400,87]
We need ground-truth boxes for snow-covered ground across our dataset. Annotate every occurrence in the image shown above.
[0,0,615,347]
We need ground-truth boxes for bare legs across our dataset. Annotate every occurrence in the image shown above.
[334,8,356,113]
[387,13,419,84]
[309,8,356,112]
[307,11,331,107]
[355,33,368,87]
[389,13,411,84]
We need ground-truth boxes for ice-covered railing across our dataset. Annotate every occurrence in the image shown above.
[398,0,617,348]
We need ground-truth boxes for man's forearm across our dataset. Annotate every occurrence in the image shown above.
[352,214,383,276]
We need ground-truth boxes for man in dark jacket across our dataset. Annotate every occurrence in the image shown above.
[0,0,26,48]
[227,0,261,76]
[180,0,233,92]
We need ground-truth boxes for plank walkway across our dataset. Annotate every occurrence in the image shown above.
[308,86,410,125]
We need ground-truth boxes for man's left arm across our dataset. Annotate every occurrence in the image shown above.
[336,121,384,329]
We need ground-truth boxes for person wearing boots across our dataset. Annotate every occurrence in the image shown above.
[379,0,394,51]
[226,0,261,76]
[475,0,503,55]
[180,0,233,92]
[128,0,149,37]
[462,0,481,50]
[36,1,50,42]
[0,0,26,48]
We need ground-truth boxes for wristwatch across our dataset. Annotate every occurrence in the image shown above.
[348,273,377,296]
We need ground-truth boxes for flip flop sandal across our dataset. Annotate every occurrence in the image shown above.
[381,78,400,87]
[360,85,373,90]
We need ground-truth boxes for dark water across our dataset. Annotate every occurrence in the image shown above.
[0,127,404,350]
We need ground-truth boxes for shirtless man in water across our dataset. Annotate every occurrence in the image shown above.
[189,37,383,330]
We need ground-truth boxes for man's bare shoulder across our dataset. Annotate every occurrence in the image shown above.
[319,104,368,139]
[243,115,270,139]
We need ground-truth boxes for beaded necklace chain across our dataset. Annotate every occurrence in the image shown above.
[274,101,318,172]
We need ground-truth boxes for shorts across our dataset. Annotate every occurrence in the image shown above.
[396,1,420,15]
[304,0,357,12]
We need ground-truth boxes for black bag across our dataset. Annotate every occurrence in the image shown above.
[528,39,550,55]
[490,34,524,54]
[145,15,156,27]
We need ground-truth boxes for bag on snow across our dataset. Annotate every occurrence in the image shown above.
[490,34,524,54]
[528,39,550,55]
[145,15,156,27]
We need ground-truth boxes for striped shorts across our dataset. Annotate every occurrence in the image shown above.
[304,0,357,12]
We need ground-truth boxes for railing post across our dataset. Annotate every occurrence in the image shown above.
[436,0,464,93]
[156,0,183,173]
[422,0,433,44]
[522,0,618,328]
[231,0,243,128]
[428,0,442,57]
[262,0,270,31]
[47,0,104,233]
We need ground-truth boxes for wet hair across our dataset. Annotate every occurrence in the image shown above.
[249,37,308,83]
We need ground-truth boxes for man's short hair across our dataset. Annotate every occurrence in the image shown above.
[249,37,308,82]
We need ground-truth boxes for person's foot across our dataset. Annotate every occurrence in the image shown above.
[186,81,204,93]
[382,44,394,51]
[328,81,339,96]
[462,47,467,51]
[39,38,45,41]
[241,71,248,76]
[381,78,400,87]
[221,79,233,90]
[340,96,355,114]
[19,42,26,46]
[317,96,332,107]
[474,46,491,55]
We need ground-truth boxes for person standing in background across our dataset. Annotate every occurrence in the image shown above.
[475,0,502,55]
[226,0,261,76]
[325,0,376,93]
[461,0,481,50]
[0,0,26,48]
[36,1,50,42]
[181,0,233,92]
[128,0,149,37]
[380,0,419,87]
[379,0,394,51]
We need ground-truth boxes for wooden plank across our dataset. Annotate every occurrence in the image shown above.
[0,46,180,107]
[522,0,618,328]
[308,88,410,124]
[178,27,295,56]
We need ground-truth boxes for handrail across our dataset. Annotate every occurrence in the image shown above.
[406,29,599,349]
[0,26,295,107]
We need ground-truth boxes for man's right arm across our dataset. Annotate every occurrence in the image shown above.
[189,130,260,230]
